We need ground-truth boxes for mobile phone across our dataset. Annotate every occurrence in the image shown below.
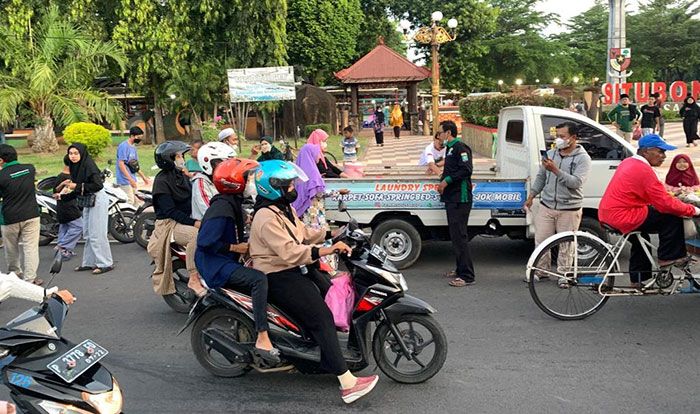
[540,150,549,160]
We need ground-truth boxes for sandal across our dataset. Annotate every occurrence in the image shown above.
[448,277,475,287]
[253,347,281,365]
[92,266,114,275]
[443,270,457,278]
[75,266,94,272]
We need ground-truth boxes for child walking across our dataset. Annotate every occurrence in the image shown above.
[53,156,83,261]
[341,126,359,163]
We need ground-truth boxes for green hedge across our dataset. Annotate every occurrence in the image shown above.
[63,122,112,158]
[304,123,332,137]
[662,109,681,121]
[459,95,568,128]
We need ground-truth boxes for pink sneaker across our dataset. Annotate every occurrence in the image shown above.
[340,375,379,404]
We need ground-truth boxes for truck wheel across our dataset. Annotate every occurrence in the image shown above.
[577,216,610,261]
[371,219,422,269]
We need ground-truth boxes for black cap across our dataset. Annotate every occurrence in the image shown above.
[129,126,144,136]
[620,94,630,99]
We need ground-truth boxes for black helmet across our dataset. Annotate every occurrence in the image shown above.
[154,141,190,170]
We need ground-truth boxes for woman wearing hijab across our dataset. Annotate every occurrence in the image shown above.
[55,143,113,274]
[293,144,329,229]
[390,104,404,139]
[149,141,206,296]
[665,154,700,193]
[257,136,284,162]
[680,97,700,147]
[307,129,348,179]
[373,105,385,146]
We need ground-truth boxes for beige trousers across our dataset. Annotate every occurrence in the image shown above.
[1,217,40,281]
[172,223,198,274]
[534,205,583,271]
[118,184,135,206]
[617,128,633,142]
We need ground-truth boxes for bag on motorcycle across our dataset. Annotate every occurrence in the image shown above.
[324,272,355,332]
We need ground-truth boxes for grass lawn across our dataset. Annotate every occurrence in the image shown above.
[11,134,370,180]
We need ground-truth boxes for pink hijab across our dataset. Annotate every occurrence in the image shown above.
[307,129,329,168]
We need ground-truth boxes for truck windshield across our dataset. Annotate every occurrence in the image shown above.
[541,116,631,160]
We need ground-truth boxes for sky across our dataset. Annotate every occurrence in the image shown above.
[537,0,641,34]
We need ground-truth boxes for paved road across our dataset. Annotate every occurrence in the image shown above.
[1,238,699,413]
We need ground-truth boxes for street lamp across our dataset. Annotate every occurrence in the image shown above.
[412,12,458,134]
[553,77,561,85]
[515,78,523,86]
[573,76,580,84]
[535,79,540,84]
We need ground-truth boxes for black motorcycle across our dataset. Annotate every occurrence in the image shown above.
[181,202,447,384]
[132,190,155,249]
[0,257,123,413]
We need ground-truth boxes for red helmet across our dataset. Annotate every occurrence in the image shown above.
[213,158,260,194]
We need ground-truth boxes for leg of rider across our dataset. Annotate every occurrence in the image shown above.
[629,232,652,284]
[225,266,273,350]
[267,271,348,376]
[554,209,583,271]
[645,209,686,262]
[172,223,204,293]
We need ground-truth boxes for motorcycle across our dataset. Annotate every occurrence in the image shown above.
[181,201,448,384]
[0,255,123,413]
[132,190,155,250]
[35,172,137,245]
[162,243,197,314]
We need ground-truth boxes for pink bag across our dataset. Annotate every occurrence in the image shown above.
[324,272,355,332]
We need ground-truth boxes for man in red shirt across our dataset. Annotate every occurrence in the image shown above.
[599,134,700,288]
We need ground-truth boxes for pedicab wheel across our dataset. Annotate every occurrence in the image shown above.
[528,232,615,320]
[191,308,254,377]
[372,314,447,384]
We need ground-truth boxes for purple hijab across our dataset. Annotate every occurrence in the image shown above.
[292,144,326,216]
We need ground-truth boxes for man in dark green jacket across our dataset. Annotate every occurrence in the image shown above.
[607,93,640,142]
[437,121,475,287]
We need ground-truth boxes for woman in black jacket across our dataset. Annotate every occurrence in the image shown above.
[680,96,700,147]
[55,143,113,274]
[53,155,83,261]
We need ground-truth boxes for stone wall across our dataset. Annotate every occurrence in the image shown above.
[461,122,497,158]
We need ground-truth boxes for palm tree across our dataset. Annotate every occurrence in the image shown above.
[0,5,126,152]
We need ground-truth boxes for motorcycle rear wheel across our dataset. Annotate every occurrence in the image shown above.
[191,308,254,377]
[39,212,57,246]
[373,314,447,384]
[134,211,156,249]
[108,211,135,243]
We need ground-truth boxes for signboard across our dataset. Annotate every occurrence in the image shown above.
[326,180,526,211]
[226,66,296,103]
[601,80,700,105]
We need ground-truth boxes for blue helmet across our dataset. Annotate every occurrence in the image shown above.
[254,160,308,201]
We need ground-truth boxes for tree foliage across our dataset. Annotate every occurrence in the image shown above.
[287,0,363,85]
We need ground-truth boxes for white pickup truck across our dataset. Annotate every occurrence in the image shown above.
[324,106,636,269]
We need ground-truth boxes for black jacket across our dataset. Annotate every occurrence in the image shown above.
[440,139,473,204]
[0,161,39,225]
[53,172,82,224]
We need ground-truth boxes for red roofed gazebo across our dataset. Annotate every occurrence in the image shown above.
[335,38,430,134]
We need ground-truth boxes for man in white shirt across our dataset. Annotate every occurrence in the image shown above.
[418,133,446,175]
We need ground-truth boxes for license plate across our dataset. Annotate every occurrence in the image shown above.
[370,244,388,262]
[47,340,108,383]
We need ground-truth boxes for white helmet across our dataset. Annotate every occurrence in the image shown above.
[197,142,236,175]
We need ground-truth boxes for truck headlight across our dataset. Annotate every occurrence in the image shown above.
[82,379,123,414]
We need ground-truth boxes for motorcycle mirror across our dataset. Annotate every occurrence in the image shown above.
[338,201,348,212]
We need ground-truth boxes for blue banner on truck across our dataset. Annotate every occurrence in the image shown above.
[327,181,526,210]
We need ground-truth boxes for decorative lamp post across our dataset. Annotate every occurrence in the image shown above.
[411,12,458,134]
[515,78,523,87]
[497,79,504,92]
[573,76,580,84]
[553,77,561,85]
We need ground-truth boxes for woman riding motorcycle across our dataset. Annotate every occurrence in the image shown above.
[147,141,205,297]
[248,160,379,404]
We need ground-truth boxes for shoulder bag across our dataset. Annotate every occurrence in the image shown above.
[76,183,96,208]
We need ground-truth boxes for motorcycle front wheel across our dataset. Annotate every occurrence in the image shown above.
[133,211,156,249]
[372,314,447,384]
[191,308,254,378]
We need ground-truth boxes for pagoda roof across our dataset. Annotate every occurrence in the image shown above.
[335,38,431,85]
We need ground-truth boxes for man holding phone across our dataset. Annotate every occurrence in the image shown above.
[524,122,592,285]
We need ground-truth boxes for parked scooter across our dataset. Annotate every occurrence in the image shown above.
[35,186,59,246]
[0,254,123,413]
[132,190,155,249]
[181,201,448,384]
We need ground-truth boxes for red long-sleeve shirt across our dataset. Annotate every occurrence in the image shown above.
[599,156,696,234]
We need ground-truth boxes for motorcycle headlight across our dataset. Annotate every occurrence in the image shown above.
[368,266,408,291]
[82,379,123,414]
[38,400,93,414]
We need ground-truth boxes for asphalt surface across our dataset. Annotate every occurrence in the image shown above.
[1,238,699,413]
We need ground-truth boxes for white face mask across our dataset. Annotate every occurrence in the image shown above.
[243,177,257,199]
[174,157,186,170]
[555,138,571,150]
[320,141,328,151]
